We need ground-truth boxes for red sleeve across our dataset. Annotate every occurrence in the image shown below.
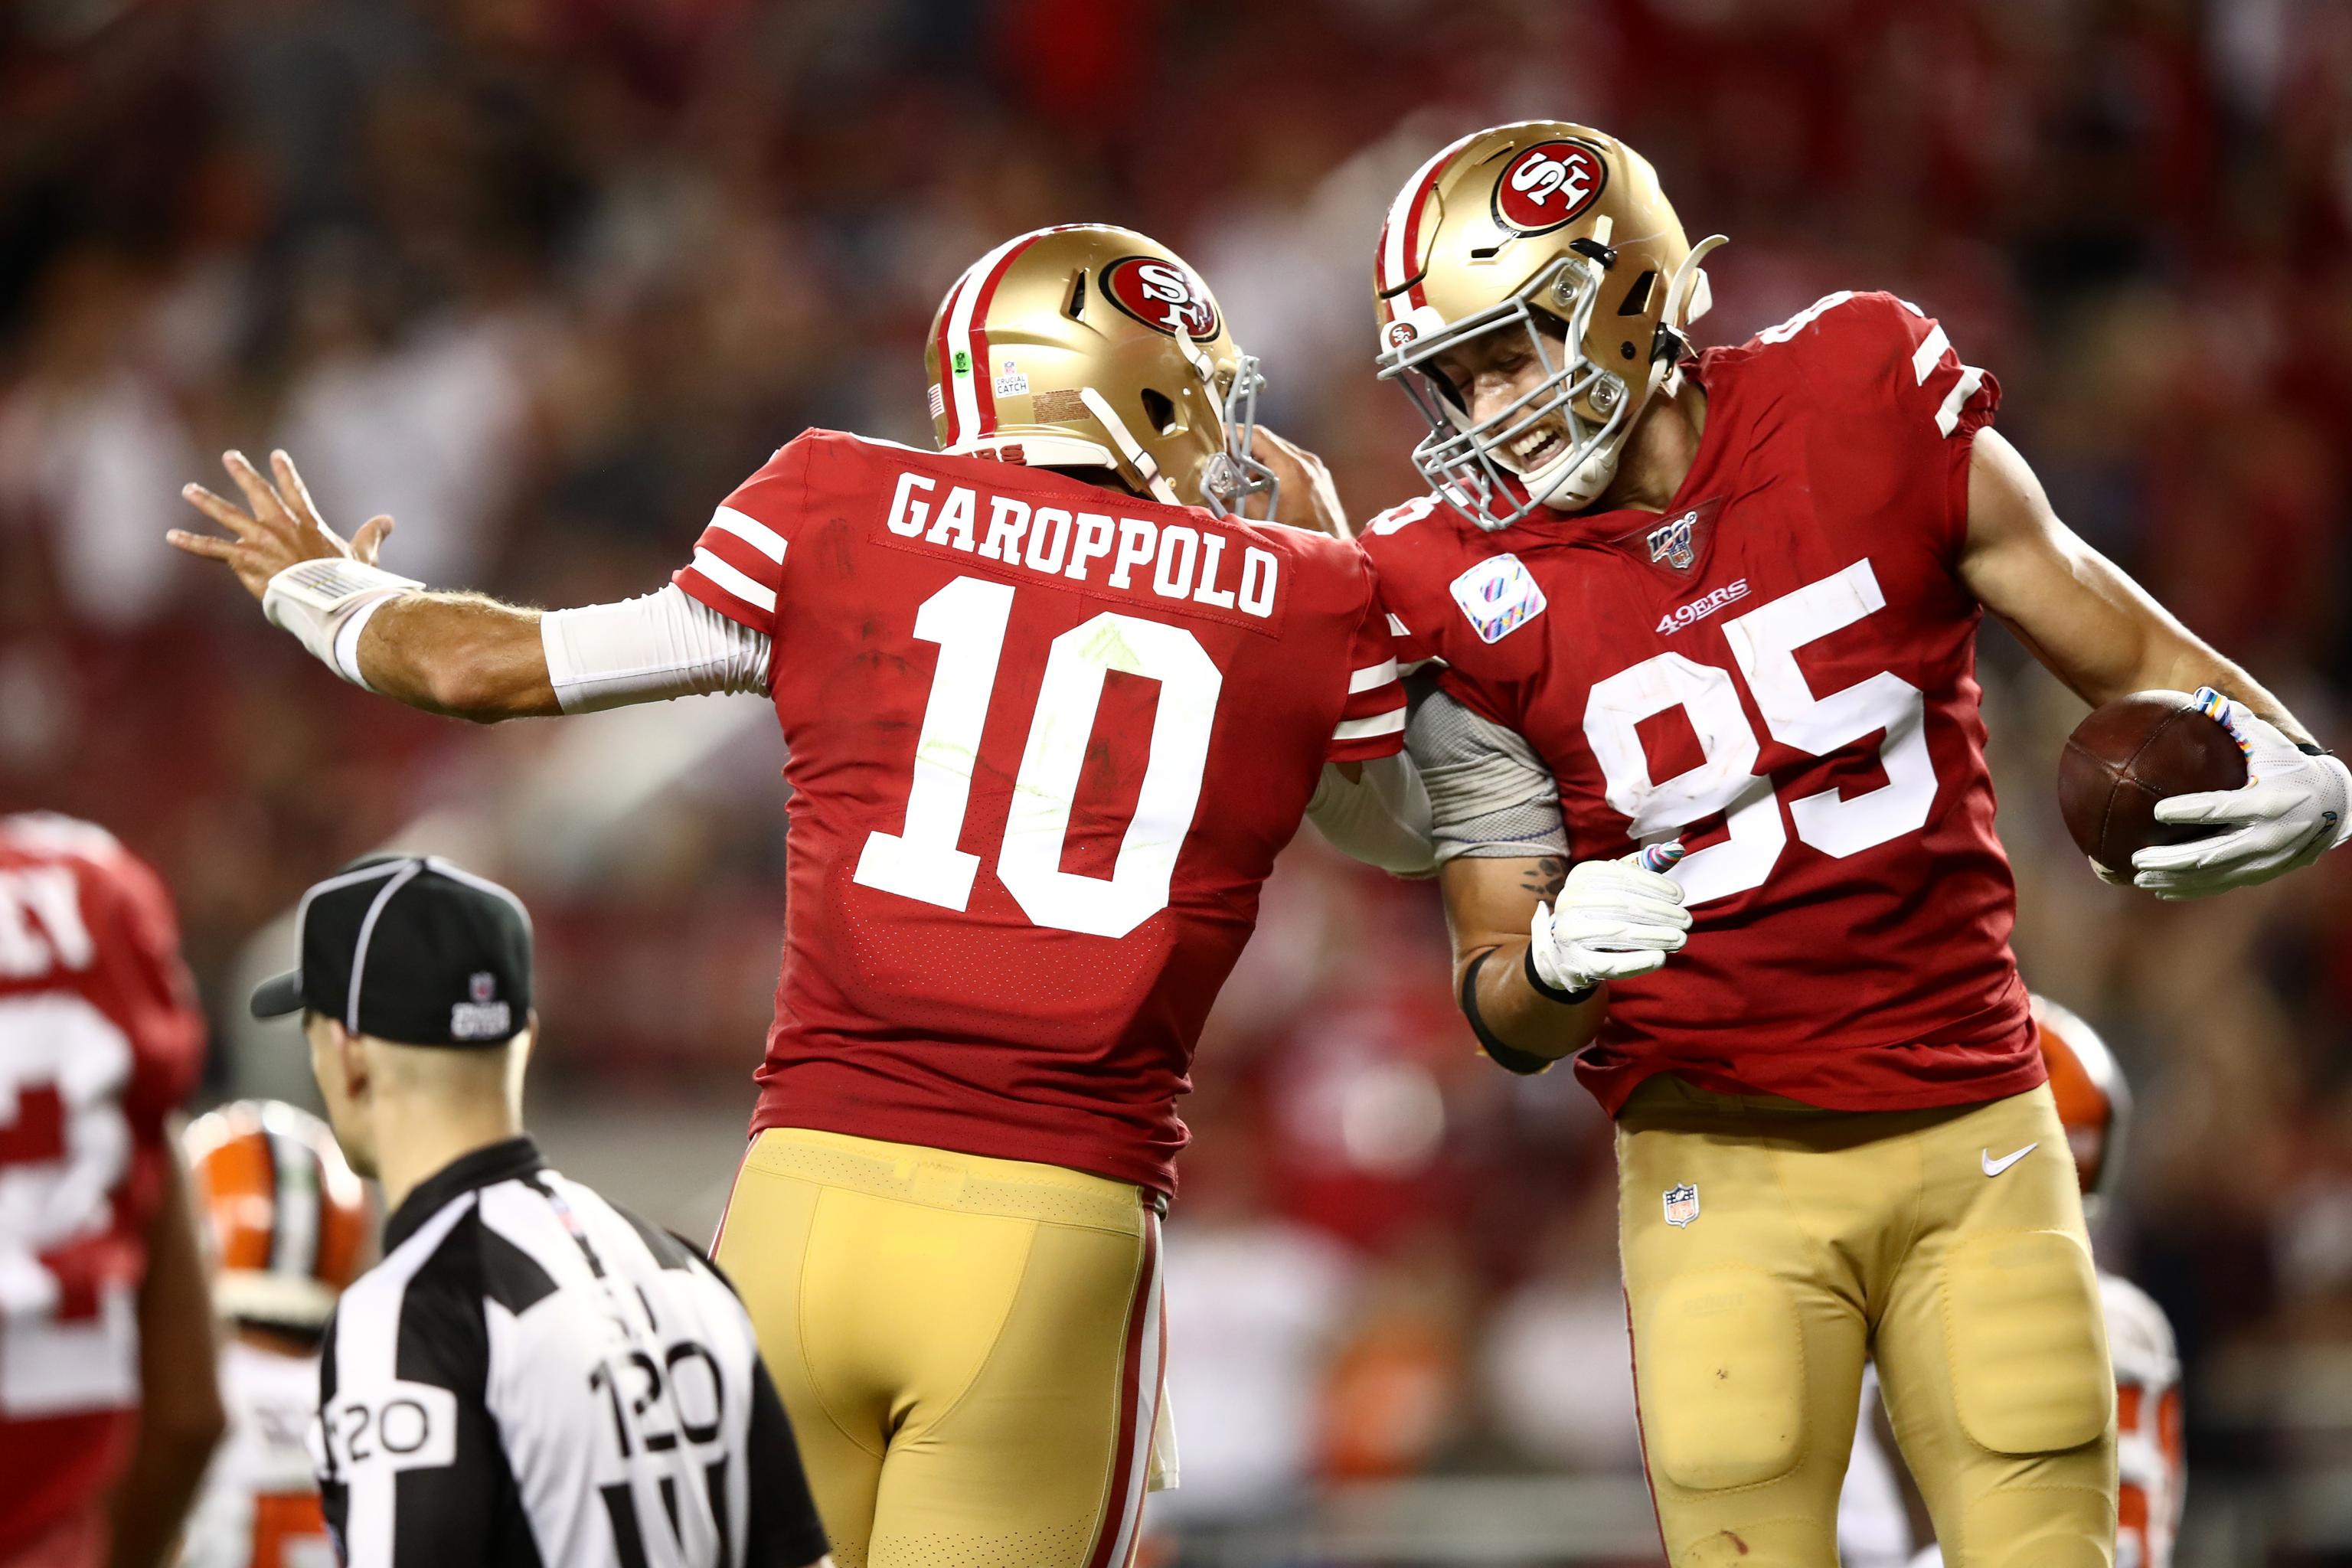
[1326,577,1406,763]
[1357,498,1446,669]
[671,434,815,637]
[1870,294,1999,557]
[1765,291,2000,563]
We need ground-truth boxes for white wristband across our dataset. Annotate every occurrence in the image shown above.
[262,559,423,690]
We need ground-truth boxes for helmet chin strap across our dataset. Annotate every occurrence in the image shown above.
[1533,441,1621,512]
[1078,386,1183,505]
[1529,234,1727,516]
[1648,234,1727,406]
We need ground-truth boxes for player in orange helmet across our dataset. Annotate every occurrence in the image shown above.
[0,814,222,1568]
[168,225,1423,1566]
[1838,997,2186,1568]
[1357,119,2334,1566]
[2017,998,2184,1568]
[180,1101,371,1568]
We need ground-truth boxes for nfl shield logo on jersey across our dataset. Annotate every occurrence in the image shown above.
[1663,1183,1700,1228]
[1648,511,1698,570]
[1449,553,1548,644]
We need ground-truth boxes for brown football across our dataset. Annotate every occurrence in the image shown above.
[2059,690,2248,874]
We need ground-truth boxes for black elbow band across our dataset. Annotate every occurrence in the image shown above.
[1521,942,1595,1007]
[1460,950,1563,1076]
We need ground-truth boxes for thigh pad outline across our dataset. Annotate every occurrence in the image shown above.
[1636,1265,1808,1493]
[1943,1230,2113,1457]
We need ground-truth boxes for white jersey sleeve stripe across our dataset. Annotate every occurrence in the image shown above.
[688,549,776,613]
[1909,325,1951,386]
[707,506,786,565]
[1756,290,1857,345]
[1934,365,1988,437]
[1334,709,1408,743]
[1348,658,1400,694]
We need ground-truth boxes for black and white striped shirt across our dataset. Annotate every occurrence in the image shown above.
[313,1138,828,1568]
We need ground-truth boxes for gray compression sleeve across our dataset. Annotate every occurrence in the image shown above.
[1408,688,1568,862]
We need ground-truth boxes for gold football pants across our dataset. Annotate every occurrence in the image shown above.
[1616,1078,2117,1567]
[713,1127,1165,1568]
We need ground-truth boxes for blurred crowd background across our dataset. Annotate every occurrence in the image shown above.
[5,0,2352,1561]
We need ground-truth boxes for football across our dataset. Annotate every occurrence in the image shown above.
[2058,690,2248,874]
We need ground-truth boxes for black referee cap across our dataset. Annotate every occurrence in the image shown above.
[252,854,533,1047]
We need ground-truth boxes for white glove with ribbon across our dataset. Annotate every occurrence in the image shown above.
[2129,687,2350,900]
[1528,841,1691,995]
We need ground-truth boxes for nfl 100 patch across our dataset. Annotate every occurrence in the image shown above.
[1647,509,1698,570]
[1449,553,1548,644]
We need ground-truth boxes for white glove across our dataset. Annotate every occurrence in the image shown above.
[2127,687,2350,900]
[1527,842,1691,995]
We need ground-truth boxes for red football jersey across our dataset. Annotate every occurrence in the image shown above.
[0,815,206,1560]
[1363,291,2040,1116]
[674,432,1405,1192]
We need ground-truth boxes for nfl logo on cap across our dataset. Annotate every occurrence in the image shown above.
[1663,1183,1700,1228]
[451,969,511,1040]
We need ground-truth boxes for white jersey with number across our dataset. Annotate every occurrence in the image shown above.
[2102,1272,2184,1568]
[181,1338,334,1568]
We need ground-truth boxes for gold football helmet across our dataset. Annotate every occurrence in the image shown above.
[1373,121,1726,528]
[925,224,1278,518]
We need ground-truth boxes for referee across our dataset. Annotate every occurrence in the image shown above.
[251,854,831,1568]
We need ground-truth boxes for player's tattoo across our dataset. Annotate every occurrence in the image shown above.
[1522,856,1567,899]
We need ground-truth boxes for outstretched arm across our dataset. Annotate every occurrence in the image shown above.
[171,449,558,720]
[172,450,767,723]
[1960,428,2347,896]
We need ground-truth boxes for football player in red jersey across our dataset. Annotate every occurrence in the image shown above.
[1357,122,2341,1566]
[168,224,1413,1566]
[0,814,224,1568]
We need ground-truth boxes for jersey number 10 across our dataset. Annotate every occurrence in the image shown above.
[853,576,1222,939]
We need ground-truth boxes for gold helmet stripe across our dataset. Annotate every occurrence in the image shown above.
[937,232,1027,444]
[939,224,1092,446]
[1377,134,1477,307]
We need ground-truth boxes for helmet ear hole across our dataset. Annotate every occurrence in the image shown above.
[1618,270,1657,316]
[1141,388,1181,436]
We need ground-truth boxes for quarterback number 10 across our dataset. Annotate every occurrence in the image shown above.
[854,575,1221,939]
[1585,557,1937,906]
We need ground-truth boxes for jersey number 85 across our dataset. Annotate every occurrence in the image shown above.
[1587,557,1935,905]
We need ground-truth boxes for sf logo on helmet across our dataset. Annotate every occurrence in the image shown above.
[1382,318,1419,351]
[1102,255,1221,339]
[1491,140,1609,236]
